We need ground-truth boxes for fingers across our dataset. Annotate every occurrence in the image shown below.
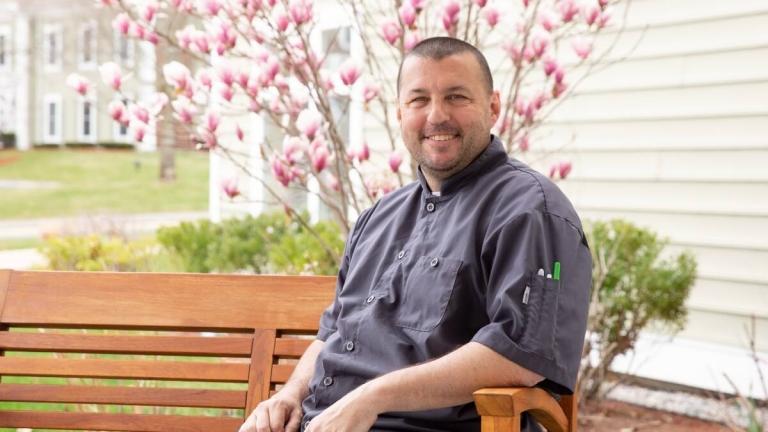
[254,403,272,432]
[238,408,258,432]
[269,402,286,431]
[285,407,303,432]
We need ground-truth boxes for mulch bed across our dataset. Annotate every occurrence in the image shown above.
[580,399,733,431]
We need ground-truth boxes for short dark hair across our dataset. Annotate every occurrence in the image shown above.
[396,37,494,97]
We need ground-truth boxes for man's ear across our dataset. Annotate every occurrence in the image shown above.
[490,90,501,124]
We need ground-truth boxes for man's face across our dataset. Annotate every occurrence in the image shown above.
[397,52,500,183]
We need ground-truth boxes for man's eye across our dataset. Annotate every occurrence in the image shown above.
[447,95,468,102]
[409,97,428,106]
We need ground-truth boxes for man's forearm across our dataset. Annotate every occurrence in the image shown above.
[281,339,325,399]
[359,341,543,414]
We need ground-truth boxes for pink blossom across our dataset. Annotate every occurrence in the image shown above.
[571,36,593,59]
[289,0,313,25]
[530,31,550,58]
[221,178,240,198]
[196,68,214,91]
[583,5,600,26]
[132,121,147,142]
[554,67,565,84]
[338,60,361,86]
[65,73,90,96]
[200,0,222,16]
[542,57,558,77]
[473,0,487,7]
[598,0,610,6]
[112,13,131,35]
[193,32,211,53]
[204,110,220,132]
[326,174,340,192]
[389,152,403,173]
[99,62,122,91]
[552,80,567,98]
[131,104,150,124]
[503,41,522,64]
[558,0,579,23]
[163,61,192,92]
[409,0,426,9]
[176,26,195,50]
[558,161,572,179]
[538,10,559,32]
[218,84,234,102]
[171,96,197,124]
[311,145,329,172]
[444,0,460,19]
[518,134,530,151]
[362,82,380,103]
[597,9,612,27]
[149,93,169,116]
[236,124,244,141]
[283,136,304,164]
[402,32,420,52]
[108,100,128,124]
[141,1,159,22]
[483,7,500,28]
[218,63,236,87]
[297,110,322,139]
[380,20,402,46]
[275,12,290,32]
[249,99,263,113]
[129,22,146,40]
[358,142,370,162]
[212,18,236,50]
[145,31,159,45]
[399,3,417,27]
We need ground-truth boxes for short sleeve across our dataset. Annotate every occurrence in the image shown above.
[316,207,375,341]
[471,210,591,394]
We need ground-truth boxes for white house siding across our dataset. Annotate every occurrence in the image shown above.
[518,0,768,397]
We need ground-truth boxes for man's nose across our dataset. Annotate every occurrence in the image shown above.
[427,100,450,124]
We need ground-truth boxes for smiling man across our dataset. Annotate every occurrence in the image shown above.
[239,37,591,432]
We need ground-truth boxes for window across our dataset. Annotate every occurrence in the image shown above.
[0,27,9,70]
[79,22,97,69]
[77,97,97,143]
[42,24,63,72]
[114,30,133,66]
[42,94,62,144]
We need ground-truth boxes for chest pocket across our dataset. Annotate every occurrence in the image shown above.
[381,255,462,332]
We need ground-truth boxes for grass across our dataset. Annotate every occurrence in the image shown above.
[0,237,42,250]
[0,148,209,220]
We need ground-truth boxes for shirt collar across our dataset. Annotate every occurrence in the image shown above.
[416,135,508,198]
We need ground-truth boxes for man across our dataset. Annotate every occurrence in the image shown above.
[239,37,591,432]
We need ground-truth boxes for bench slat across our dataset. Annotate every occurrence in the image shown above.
[0,357,249,382]
[0,332,254,356]
[0,410,242,432]
[3,271,334,331]
[270,364,295,384]
[0,383,246,408]
[274,338,313,357]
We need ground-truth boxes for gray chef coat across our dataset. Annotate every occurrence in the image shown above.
[301,136,591,431]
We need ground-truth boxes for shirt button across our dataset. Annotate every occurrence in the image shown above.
[426,202,436,212]
[430,257,439,267]
[322,376,334,386]
[366,295,375,304]
[345,341,355,351]
[397,250,405,259]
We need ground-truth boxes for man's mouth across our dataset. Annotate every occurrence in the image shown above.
[423,134,459,142]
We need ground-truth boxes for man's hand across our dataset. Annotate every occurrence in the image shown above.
[304,383,378,432]
[238,387,304,432]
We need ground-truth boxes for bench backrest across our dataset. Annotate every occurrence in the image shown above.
[0,270,335,432]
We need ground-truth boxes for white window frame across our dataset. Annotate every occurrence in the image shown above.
[42,24,63,73]
[0,26,10,71]
[78,21,97,70]
[76,96,97,143]
[42,94,63,144]
[113,29,133,67]
[112,95,131,143]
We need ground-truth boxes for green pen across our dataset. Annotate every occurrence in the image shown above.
[553,261,561,281]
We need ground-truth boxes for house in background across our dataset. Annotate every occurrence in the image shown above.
[0,0,160,151]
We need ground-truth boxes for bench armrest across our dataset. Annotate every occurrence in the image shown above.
[473,387,575,432]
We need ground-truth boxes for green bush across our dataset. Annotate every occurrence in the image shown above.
[41,235,160,272]
[579,219,697,401]
[156,212,345,275]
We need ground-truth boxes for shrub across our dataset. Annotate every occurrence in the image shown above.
[579,219,697,401]
[156,212,345,275]
[41,235,159,272]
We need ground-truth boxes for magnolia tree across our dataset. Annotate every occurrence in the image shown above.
[68,0,622,254]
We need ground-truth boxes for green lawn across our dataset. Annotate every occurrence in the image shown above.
[0,149,209,219]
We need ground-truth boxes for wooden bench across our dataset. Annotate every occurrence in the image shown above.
[0,270,576,432]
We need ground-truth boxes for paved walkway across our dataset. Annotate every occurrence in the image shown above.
[0,211,209,269]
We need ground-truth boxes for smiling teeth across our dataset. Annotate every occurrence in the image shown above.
[429,135,456,141]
